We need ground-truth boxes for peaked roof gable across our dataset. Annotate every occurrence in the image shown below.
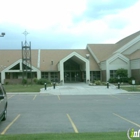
[87,44,116,62]
[87,30,140,62]
[2,59,39,72]
[116,30,140,49]
[114,31,140,54]
[60,51,88,63]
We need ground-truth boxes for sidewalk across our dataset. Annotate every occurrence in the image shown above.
[40,83,128,95]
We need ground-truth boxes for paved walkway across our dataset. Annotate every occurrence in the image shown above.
[40,83,128,95]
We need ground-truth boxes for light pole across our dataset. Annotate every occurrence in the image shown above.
[118,75,120,89]
[0,32,5,84]
[0,32,5,37]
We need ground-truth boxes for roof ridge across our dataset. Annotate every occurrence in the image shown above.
[116,30,140,44]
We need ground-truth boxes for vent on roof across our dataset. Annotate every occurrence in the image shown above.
[51,60,53,65]
[86,54,90,59]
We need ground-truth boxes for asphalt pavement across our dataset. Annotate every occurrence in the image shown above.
[1,83,139,135]
[0,93,140,134]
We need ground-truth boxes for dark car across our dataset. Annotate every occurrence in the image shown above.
[0,84,7,121]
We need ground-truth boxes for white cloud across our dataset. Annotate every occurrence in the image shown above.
[0,0,140,49]
[0,0,87,30]
[111,3,140,42]
[86,0,140,43]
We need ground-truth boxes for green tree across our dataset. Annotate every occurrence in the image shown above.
[116,68,128,78]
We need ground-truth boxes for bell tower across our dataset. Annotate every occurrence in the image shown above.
[21,30,32,84]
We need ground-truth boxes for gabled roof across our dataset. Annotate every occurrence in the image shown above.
[0,50,38,72]
[1,59,39,73]
[115,30,140,50]
[40,49,100,71]
[87,30,140,62]
[129,49,140,60]
[87,44,116,62]
[0,30,140,72]
[0,49,100,72]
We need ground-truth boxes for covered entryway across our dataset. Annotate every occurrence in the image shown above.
[58,52,90,84]
[64,59,83,82]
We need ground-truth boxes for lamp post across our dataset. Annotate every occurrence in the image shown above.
[118,75,120,89]
[0,32,5,37]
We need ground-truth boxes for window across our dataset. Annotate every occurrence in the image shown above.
[50,72,59,82]
[90,71,101,82]
[10,63,20,70]
[13,73,18,79]
[110,70,116,78]
[41,72,48,79]
[64,59,80,71]
[0,86,3,95]
[93,71,100,80]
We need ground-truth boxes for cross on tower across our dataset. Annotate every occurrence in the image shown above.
[23,30,29,45]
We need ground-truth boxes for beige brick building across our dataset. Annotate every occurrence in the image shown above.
[0,30,140,84]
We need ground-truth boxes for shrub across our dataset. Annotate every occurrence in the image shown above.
[33,78,38,84]
[94,80,101,85]
[37,78,51,85]
[22,79,28,84]
[109,78,118,83]
[5,81,9,85]
[116,68,128,78]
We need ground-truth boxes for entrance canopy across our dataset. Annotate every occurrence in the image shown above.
[58,52,90,84]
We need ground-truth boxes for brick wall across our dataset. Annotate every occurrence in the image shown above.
[101,70,106,82]
[131,69,140,84]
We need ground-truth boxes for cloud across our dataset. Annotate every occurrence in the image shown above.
[0,0,140,49]
[0,0,87,30]
[82,0,139,20]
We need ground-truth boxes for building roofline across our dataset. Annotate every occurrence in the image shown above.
[86,45,100,63]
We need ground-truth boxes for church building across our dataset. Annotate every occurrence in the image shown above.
[0,30,140,84]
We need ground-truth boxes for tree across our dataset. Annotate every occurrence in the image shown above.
[116,68,128,82]
[116,68,128,78]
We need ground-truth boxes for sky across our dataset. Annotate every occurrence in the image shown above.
[0,0,140,50]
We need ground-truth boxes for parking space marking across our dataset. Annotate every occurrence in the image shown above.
[113,113,140,127]
[8,95,15,99]
[109,95,120,100]
[67,114,78,133]
[1,114,21,135]
[33,95,37,100]
[126,94,133,96]
[57,95,60,100]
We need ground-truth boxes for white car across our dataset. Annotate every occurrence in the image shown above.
[0,84,7,121]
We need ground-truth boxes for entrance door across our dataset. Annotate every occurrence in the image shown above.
[64,71,82,82]
[64,72,70,82]
[64,59,82,82]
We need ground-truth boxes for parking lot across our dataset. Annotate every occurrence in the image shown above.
[0,93,140,134]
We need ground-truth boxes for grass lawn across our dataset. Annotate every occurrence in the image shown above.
[0,132,129,140]
[3,84,50,92]
[121,85,140,92]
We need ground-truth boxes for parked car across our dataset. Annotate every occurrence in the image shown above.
[0,84,7,121]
